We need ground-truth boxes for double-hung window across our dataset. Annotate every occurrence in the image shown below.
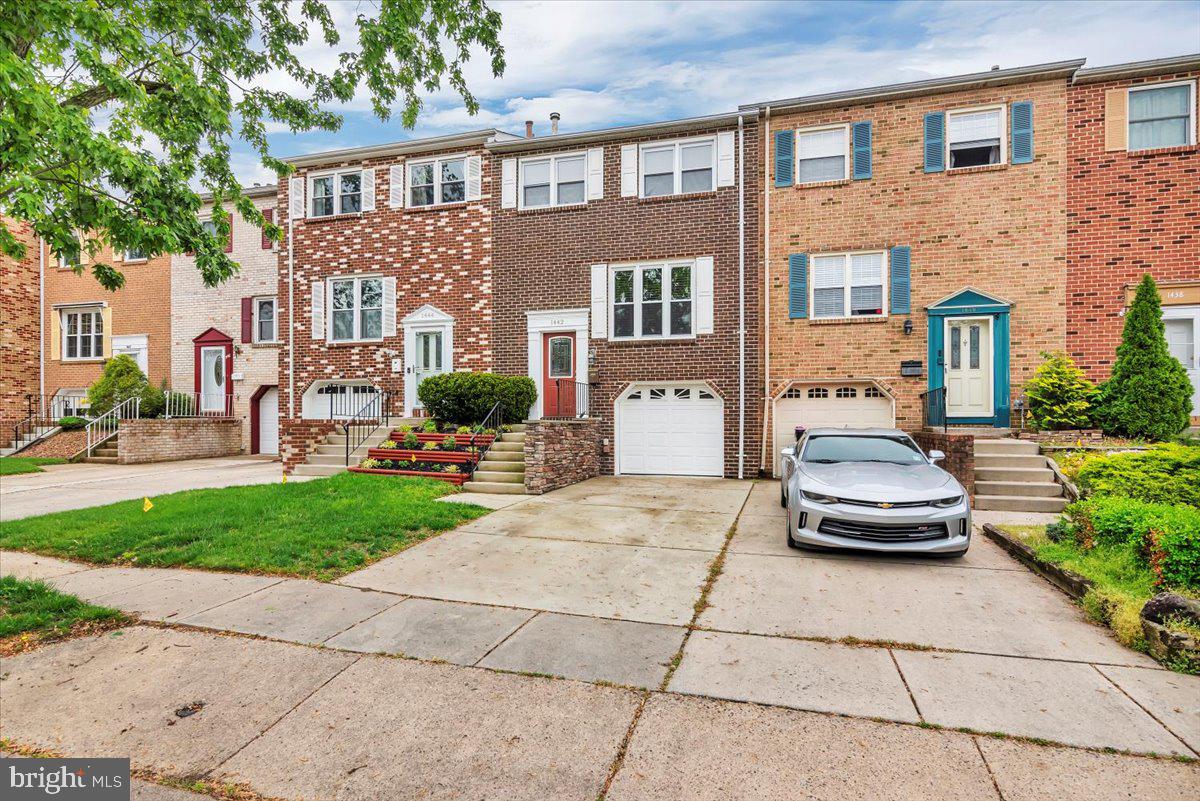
[1128,81,1196,150]
[519,153,586,208]
[640,138,715,197]
[62,308,103,360]
[123,247,147,262]
[310,170,362,217]
[611,261,693,339]
[796,125,849,183]
[811,251,887,320]
[947,106,1004,168]
[408,157,466,207]
[329,277,383,342]
[254,296,277,343]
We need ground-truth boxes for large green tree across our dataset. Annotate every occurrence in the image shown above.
[0,0,504,289]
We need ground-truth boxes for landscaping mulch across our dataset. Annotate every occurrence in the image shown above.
[18,430,88,459]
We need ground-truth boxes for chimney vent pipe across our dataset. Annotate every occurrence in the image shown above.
[525,120,534,138]
[550,112,560,135]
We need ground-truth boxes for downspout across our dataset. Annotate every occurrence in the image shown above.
[287,213,295,419]
[737,114,745,480]
[760,105,771,475]
[39,238,45,400]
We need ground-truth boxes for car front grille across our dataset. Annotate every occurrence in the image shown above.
[835,497,931,509]
[817,518,949,543]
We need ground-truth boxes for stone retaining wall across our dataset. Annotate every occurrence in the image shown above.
[117,418,242,464]
[523,418,600,495]
[910,429,975,501]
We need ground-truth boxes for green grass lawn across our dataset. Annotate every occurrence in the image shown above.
[0,576,126,644]
[0,457,69,476]
[0,473,490,580]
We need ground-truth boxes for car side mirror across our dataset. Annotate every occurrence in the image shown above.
[779,446,796,459]
[928,449,945,463]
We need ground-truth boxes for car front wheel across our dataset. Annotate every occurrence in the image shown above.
[785,512,801,549]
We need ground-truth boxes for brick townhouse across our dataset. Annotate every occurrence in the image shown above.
[489,113,762,478]
[747,60,1081,474]
[171,183,281,454]
[0,218,41,447]
[1067,54,1200,423]
[276,128,517,471]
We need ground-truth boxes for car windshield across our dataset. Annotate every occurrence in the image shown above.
[802,435,927,465]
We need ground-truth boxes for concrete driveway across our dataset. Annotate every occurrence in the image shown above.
[0,456,298,521]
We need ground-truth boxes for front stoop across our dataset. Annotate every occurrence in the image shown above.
[85,436,119,464]
[973,438,1068,513]
[464,426,526,495]
[293,422,416,478]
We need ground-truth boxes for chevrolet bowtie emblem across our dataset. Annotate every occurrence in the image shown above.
[878,502,893,509]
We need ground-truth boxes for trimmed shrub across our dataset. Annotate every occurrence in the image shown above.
[417,372,537,424]
[1024,351,1096,430]
[87,355,148,416]
[1076,444,1200,508]
[1094,275,1191,441]
[139,382,166,419]
[56,416,87,430]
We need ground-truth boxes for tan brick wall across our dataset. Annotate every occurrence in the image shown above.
[764,77,1069,470]
[116,417,242,464]
[0,217,41,445]
[171,192,280,446]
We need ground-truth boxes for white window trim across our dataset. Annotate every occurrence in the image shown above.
[637,135,717,199]
[253,295,278,344]
[945,103,1007,169]
[808,249,890,321]
[517,151,588,210]
[794,123,851,184]
[122,249,148,263]
[61,306,104,362]
[608,259,697,341]
[405,152,470,208]
[1127,79,1197,151]
[307,168,363,218]
[326,275,384,343]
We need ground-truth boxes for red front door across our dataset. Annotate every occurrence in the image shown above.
[542,332,576,418]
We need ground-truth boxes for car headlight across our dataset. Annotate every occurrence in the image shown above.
[931,495,963,508]
[801,490,840,504]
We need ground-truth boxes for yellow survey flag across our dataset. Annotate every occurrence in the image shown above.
[143,497,154,512]
[282,472,288,484]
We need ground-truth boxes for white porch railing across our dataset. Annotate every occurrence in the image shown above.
[86,396,140,456]
[164,391,234,418]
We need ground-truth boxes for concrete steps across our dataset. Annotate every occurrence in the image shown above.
[463,426,527,494]
[471,470,524,484]
[975,480,1064,497]
[2,426,59,457]
[463,481,526,495]
[86,437,119,464]
[293,462,344,477]
[293,426,392,477]
[972,438,1068,513]
[974,495,1069,513]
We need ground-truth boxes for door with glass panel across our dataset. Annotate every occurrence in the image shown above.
[200,346,227,414]
[944,317,992,418]
[542,333,576,418]
[413,331,444,409]
[1164,306,1200,417]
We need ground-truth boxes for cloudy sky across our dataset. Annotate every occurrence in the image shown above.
[238,0,1200,183]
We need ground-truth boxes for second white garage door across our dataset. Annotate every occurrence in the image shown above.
[773,383,894,475]
[616,384,724,476]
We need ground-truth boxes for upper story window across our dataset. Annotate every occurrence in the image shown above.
[610,261,693,339]
[56,252,74,269]
[254,296,277,343]
[201,219,219,238]
[62,308,103,360]
[409,157,465,207]
[123,247,147,262]
[811,251,887,320]
[947,106,1004,168]
[640,137,714,198]
[796,125,849,184]
[329,276,382,342]
[1128,81,1196,150]
[310,170,361,217]
[519,153,586,208]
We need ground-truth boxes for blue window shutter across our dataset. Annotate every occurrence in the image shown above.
[852,121,872,179]
[1011,101,1034,164]
[774,130,794,187]
[923,112,945,173]
[890,246,911,315]
[788,254,808,319]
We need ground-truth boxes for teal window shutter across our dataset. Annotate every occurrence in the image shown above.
[788,254,808,319]
[1011,101,1034,164]
[923,112,945,173]
[852,121,872,179]
[889,246,911,315]
[774,130,794,187]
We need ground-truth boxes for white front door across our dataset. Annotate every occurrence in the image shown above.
[1164,305,1200,417]
[200,346,227,413]
[258,387,279,455]
[945,317,992,418]
[402,305,455,416]
[616,384,723,476]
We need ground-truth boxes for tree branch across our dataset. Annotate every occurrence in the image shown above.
[62,79,171,109]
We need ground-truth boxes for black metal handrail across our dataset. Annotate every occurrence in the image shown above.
[345,390,391,466]
[9,394,63,454]
[466,400,503,476]
[920,386,947,433]
[543,379,590,419]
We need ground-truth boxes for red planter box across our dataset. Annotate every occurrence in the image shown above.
[391,431,495,446]
[368,448,477,464]
[348,466,468,485]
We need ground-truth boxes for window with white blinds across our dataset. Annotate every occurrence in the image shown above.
[796,126,849,184]
[810,251,888,320]
[947,107,1004,168]
[1128,82,1195,150]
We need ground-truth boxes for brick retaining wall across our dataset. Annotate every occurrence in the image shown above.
[910,429,975,502]
[117,418,242,464]
[523,418,600,494]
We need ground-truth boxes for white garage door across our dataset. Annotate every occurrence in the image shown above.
[258,387,279,455]
[617,385,723,476]
[773,383,893,475]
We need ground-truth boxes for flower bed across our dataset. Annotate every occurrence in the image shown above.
[393,432,496,447]
[356,421,504,485]
[367,448,475,464]
[350,459,469,485]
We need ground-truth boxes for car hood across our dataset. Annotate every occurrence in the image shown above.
[798,462,958,501]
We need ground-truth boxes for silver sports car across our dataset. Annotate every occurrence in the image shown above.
[780,428,970,557]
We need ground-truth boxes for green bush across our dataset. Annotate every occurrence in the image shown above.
[1146,509,1200,592]
[401,432,420,450]
[1094,275,1192,441]
[1067,496,1158,548]
[417,372,537,424]
[139,382,165,418]
[56,416,87,431]
[1025,351,1096,430]
[1067,496,1200,591]
[86,354,148,416]
[1076,444,1200,507]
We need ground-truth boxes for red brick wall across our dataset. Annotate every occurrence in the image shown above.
[910,429,975,502]
[117,418,242,464]
[281,419,336,473]
[523,418,601,493]
[1066,70,1200,380]
[491,120,763,478]
[0,217,41,445]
